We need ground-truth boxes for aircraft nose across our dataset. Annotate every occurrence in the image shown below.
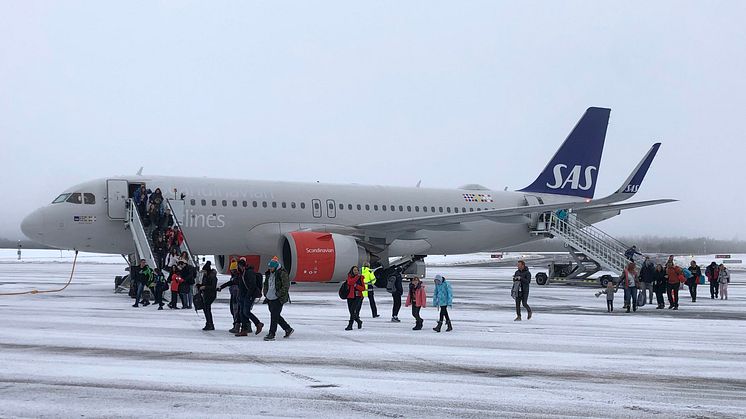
[21,208,45,240]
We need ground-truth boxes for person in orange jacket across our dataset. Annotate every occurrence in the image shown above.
[405,276,427,330]
[665,262,683,310]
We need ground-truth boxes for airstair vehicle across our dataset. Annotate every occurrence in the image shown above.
[114,197,199,294]
[531,211,637,287]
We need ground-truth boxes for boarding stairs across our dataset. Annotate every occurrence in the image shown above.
[115,198,199,293]
[532,211,632,277]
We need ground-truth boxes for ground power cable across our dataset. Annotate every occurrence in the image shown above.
[0,250,79,296]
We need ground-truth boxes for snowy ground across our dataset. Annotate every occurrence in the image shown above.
[1,259,745,418]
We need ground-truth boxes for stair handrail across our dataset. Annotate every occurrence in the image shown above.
[165,198,199,268]
[548,212,628,274]
[126,198,158,269]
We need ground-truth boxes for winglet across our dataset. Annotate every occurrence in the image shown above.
[614,143,661,195]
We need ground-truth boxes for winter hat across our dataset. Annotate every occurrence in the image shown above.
[229,260,238,271]
[268,256,280,269]
[202,261,212,272]
[434,274,444,285]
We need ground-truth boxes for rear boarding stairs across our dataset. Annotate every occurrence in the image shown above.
[531,211,647,287]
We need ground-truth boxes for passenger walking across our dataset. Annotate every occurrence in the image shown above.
[706,262,720,299]
[218,260,241,333]
[232,258,265,336]
[624,245,642,262]
[595,281,618,313]
[344,266,366,330]
[405,276,426,330]
[512,260,532,321]
[132,259,152,308]
[639,257,656,304]
[432,274,453,332]
[622,262,640,313]
[197,266,218,330]
[390,269,403,322]
[148,188,164,227]
[665,262,682,310]
[168,266,185,309]
[179,260,196,309]
[263,256,293,341]
[687,261,702,302]
[153,268,167,310]
[653,264,667,309]
[134,185,148,218]
[165,248,179,271]
[719,264,730,300]
[361,262,379,318]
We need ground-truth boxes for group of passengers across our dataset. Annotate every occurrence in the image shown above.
[133,185,185,271]
[597,254,732,313]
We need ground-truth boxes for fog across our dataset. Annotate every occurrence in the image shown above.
[1,1,745,240]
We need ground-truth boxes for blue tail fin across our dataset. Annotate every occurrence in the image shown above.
[519,107,611,199]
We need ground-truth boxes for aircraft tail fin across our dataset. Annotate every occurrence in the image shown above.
[518,107,611,199]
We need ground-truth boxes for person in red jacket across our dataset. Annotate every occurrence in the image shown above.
[344,266,366,330]
[405,276,427,330]
[168,267,185,309]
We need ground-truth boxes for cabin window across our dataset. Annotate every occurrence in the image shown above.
[83,193,96,204]
[272,202,277,208]
[211,200,217,207]
[222,200,227,207]
[399,205,404,212]
[365,204,370,211]
[190,199,196,206]
[462,207,467,213]
[438,207,443,213]
[300,202,306,209]
[423,206,428,213]
[414,206,419,212]
[262,201,267,208]
[291,202,296,209]
[469,207,474,212]
[232,200,238,207]
[431,206,436,213]
[373,204,378,211]
[282,202,287,208]
[357,204,362,210]
[348,204,353,210]
[252,201,258,208]
[339,203,344,210]
[201,199,207,206]
[382,205,387,212]
[242,201,247,207]
[406,205,412,212]
[447,207,452,213]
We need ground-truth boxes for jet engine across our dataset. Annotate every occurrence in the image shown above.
[282,232,368,282]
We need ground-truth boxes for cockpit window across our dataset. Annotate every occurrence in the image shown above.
[66,193,83,204]
[84,193,96,204]
[52,193,71,204]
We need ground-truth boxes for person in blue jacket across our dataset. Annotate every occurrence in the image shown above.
[432,274,453,332]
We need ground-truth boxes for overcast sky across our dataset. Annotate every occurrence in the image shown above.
[1,1,745,241]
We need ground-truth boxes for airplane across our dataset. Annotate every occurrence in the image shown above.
[20,107,674,283]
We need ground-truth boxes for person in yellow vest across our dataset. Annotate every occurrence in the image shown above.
[361,262,380,318]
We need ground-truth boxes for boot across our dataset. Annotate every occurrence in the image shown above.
[235,325,249,337]
[527,310,532,320]
[413,320,423,330]
[356,318,363,329]
[445,321,453,332]
[626,307,630,313]
[433,322,442,332]
[346,320,353,331]
[229,323,239,334]
[263,334,276,341]
[254,322,264,335]
[283,328,294,338]
[202,324,214,331]
[514,316,521,321]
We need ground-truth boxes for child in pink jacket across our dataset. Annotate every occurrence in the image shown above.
[405,276,427,330]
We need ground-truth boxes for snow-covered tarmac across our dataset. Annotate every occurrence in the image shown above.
[1,261,745,418]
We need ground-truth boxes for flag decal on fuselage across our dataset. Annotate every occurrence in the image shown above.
[462,193,493,203]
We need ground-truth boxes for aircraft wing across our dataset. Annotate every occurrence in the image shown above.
[353,198,676,234]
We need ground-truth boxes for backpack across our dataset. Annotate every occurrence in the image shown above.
[386,276,396,293]
[254,272,263,298]
[338,281,349,300]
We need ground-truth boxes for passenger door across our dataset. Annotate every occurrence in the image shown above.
[106,179,129,220]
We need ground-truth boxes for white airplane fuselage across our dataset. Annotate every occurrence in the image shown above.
[21,175,568,258]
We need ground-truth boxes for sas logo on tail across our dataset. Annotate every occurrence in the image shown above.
[546,164,597,191]
[623,184,640,193]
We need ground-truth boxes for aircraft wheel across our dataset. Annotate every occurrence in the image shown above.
[600,275,612,287]
[535,273,548,286]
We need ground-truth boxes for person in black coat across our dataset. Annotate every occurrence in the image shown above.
[232,259,264,337]
[197,263,218,330]
[177,261,195,309]
[653,264,667,309]
[687,261,702,302]
[390,268,403,323]
[513,260,532,321]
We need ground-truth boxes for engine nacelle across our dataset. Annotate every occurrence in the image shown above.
[282,232,368,282]
[214,254,262,275]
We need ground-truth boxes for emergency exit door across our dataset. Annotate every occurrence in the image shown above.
[312,199,322,218]
[106,179,129,220]
[326,199,336,218]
